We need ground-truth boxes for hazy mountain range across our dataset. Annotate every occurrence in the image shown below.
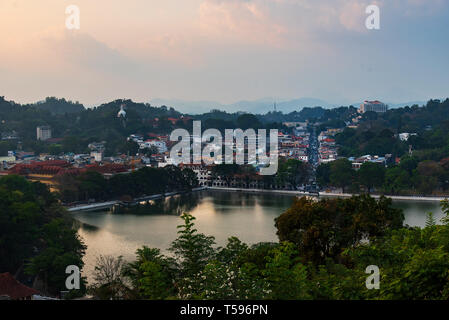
[150,98,427,115]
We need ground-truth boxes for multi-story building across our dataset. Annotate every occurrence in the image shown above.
[359,100,388,113]
[348,155,388,170]
[139,140,168,153]
[36,126,52,141]
[91,151,104,162]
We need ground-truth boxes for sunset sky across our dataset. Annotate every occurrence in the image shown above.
[1,0,448,108]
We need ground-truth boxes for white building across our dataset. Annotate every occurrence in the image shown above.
[398,133,417,141]
[91,151,103,162]
[139,140,167,153]
[359,100,388,113]
[36,126,52,141]
[117,104,127,118]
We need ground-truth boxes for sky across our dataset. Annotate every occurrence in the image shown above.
[0,0,448,109]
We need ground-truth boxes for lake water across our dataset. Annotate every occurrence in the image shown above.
[73,190,446,282]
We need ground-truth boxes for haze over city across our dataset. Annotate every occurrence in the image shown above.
[1,0,448,112]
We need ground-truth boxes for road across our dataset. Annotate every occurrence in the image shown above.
[307,124,319,190]
[308,125,319,170]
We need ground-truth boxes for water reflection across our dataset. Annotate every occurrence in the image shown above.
[114,193,202,216]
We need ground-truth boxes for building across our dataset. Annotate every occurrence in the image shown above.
[139,139,168,153]
[348,155,387,170]
[3,160,130,192]
[0,156,16,171]
[88,141,106,152]
[398,133,417,141]
[0,273,39,300]
[117,104,127,118]
[36,126,52,141]
[283,121,307,128]
[179,163,213,186]
[91,151,104,162]
[1,131,19,141]
[359,100,388,113]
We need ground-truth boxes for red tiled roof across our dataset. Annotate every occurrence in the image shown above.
[0,273,39,300]
[364,100,382,104]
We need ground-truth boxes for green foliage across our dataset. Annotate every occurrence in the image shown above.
[425,212,436,228]
[57,165,198,203]
[347,224,449,300]
[441,199,449,225]
[335,99,449,159]
[276,158,310,190]
[316,163,331,188]
[357,162,386,193]
[169,213,216,278]
[236,114,262,130]
[263,242,311,299]
[275,195,404,265]
[123,247,176,299]
[329,158,355,193]
[0,175,86,296]
[25,219,86,294]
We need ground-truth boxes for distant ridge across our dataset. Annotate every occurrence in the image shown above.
[150,97,428,114]
[150,97,332,114]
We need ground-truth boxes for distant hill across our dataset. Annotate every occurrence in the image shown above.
[150,97,332,114]
[388,101,427,109]
[31,97,85,115]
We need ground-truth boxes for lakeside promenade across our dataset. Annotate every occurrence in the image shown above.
[66,186,208,212]
[208,186,448,202]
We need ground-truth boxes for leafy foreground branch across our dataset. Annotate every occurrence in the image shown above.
[89,196,449,300]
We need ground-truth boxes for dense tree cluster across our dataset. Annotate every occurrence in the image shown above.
[336,127,407,157]
[0,175,86,296]
[317,156,449,195]
[57,165,199,203]
[210,159,311,190]
[332,99,449,159]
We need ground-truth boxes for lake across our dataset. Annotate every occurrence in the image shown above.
[73,190,446,282]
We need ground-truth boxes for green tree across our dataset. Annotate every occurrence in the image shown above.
[0,175,86,296]
[357,162,386,193]
[236,114,262,130]
[316,163,331,188]
[168,213,216,278]
[123,246,175,299]
[275,195,404,265]
[383,166,411,195]
[329,158,355,193]
[263,242,311,299]
[276,159,310,190]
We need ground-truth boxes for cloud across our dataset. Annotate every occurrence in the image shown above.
[197,0,288,47]
[196,0,448,46]
[44,31,143,78]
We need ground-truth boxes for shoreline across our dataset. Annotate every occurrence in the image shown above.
[66,186,208,212]
[207,186,448,202]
